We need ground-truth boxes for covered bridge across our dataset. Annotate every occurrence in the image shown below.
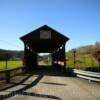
[20,25,69,73]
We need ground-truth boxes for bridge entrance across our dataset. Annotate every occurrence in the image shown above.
[37,53,52,66]
[20,25,69,73]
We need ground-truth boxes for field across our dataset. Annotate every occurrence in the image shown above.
[0,54,99,71]
[0,60,23,70]
[66,52,99,70]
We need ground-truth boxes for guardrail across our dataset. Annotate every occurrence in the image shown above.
[0,67,24,83]
[73,69,100,82]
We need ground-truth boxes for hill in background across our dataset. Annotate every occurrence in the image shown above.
[0,49,24,60]
[68,42,100,55]
[66,42,100,71]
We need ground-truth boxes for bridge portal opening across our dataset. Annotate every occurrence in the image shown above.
[37,53,52,66]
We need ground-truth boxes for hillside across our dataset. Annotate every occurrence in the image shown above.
[0,49,24,60]
[66,42,100,71]
[68,42,100,55]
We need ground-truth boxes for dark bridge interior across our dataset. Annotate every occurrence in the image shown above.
[20,25,69,73]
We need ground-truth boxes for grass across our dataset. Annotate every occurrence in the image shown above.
[0,60,23,70]
[0,53,99,71]
[66,52,99,70]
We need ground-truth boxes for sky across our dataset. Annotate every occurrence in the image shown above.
[0,0,100,51]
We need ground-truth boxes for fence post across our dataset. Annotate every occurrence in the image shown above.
[5,58,8,69]
[5,53,7,69]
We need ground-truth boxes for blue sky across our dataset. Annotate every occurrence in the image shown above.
[0,0,100,51]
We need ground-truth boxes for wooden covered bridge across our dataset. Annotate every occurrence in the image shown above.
[20,25,69,73]
[0,26,100,100]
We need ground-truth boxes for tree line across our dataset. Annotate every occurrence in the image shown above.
[0,49,23,61]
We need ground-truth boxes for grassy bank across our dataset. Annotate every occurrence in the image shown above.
[66,52,99,70]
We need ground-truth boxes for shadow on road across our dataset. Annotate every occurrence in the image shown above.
[33,69,67,77]
[41,82,67,86]
[0,70,62,100]
[0,74,32,91]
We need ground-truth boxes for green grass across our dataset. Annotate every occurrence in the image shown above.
[0,60,23,70]
[66,52,99,70]
[0,53,99,71]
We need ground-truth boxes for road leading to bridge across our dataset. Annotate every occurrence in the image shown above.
[0,71,100,100]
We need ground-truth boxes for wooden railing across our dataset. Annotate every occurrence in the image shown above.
[73,69,100,82]
[0,67,24,83]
